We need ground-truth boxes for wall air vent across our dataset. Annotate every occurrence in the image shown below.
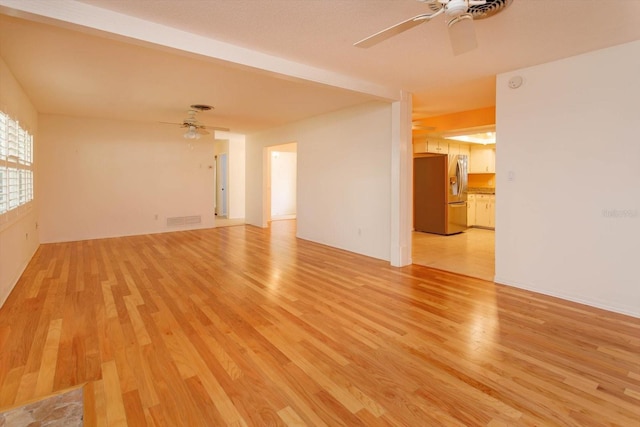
[184,215,202,225]
[166,215,202,227]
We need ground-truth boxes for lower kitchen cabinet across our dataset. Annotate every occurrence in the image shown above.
[474,194,495,229]
[467,194,476,226]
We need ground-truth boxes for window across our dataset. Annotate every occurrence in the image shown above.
[0,111,34,216]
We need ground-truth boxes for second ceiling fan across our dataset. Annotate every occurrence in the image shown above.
[354,0,513,55]
[160,104,230,140]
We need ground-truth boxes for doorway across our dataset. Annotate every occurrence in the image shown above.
[270,151,297,220]
[265,142,297,224]
[215,153,228,218]
[411,127,496,281]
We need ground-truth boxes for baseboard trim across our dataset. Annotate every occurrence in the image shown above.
[494,275,640,319]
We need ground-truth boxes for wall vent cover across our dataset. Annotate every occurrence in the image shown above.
[167,215,202,226]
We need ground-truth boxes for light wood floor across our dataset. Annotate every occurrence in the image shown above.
[1,220,639,426]
[213,217,245,228]
[413,228,495,281]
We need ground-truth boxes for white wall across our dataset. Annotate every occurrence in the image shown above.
[38,115,216,242]
[0,56,39,307]
[246,102,392,261]
[495,40,640,317]
[227,134,246,219]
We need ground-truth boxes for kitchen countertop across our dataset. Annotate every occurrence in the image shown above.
[467,187,495,195]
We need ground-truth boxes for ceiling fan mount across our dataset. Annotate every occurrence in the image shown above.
[355,0,512,55]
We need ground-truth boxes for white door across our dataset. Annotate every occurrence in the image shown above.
[216,153,228,217]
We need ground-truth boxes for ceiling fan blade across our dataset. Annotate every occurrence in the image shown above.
[354,13,434,48]
[207,126,231,132]
[159,121,184,126]
[197,129,210,135]
[448,14,478,55]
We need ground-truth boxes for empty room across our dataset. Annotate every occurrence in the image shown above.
[1,1,639,425]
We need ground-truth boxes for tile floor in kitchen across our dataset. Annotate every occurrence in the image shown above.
[412,227,495,281]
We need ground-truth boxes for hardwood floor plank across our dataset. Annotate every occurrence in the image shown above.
[83,380,99,427]
[257,324,365,414]
[183,375,227,426]
[0,366,23,407]
[1,221,639,426]
[34,318,63,397]
[122,389,147,427]
[13,371,37,407]
[277,405,306,426]
[101,360,128,427]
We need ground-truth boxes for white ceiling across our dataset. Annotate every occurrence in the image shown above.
[1,0,640,134]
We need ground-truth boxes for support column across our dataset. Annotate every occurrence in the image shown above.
[390,91,412,267]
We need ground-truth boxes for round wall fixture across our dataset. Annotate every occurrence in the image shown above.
[508,75,523,89]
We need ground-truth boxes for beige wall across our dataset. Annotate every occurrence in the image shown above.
[38,115,216,242]
[0,57,39,306]
[246,101,392,261]
[496,40,640,317]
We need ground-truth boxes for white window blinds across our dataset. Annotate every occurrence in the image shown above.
[0,111,34,215]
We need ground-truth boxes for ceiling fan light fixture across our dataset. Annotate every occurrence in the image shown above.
[183,125,201,140]
[448,13,477,55]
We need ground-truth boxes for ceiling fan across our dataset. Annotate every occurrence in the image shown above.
[160,104,230,139]
[354,0,513,55]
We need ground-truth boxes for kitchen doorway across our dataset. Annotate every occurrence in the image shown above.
[412,228,494,281]
[411,126,496,281]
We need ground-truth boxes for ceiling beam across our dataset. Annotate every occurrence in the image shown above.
[412,106,495,136]
[0,0,400,102]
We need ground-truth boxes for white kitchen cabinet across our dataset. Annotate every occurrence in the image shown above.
[474,194,495,229]
[427,139,449,154]
[469,145,496,173]
[413,140,428,153]
[447,142,470,157]
[458,143,470,158]
[467,194,476,226]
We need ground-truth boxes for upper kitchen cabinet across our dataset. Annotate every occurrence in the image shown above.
[469,145,496,173]
[413,138,448,155]
[426,139,448,154]
[447,141,470,157]
[414,138,470,156]
[413,139,428,154]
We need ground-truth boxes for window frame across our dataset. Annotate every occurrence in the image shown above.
[0,111,34,222]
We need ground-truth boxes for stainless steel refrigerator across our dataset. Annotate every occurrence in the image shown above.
[414,154,468,235]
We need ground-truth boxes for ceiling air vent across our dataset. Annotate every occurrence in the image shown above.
[424,0,513,19]
[468,0,513,19]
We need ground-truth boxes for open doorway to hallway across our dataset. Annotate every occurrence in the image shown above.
[266,142,297,224]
